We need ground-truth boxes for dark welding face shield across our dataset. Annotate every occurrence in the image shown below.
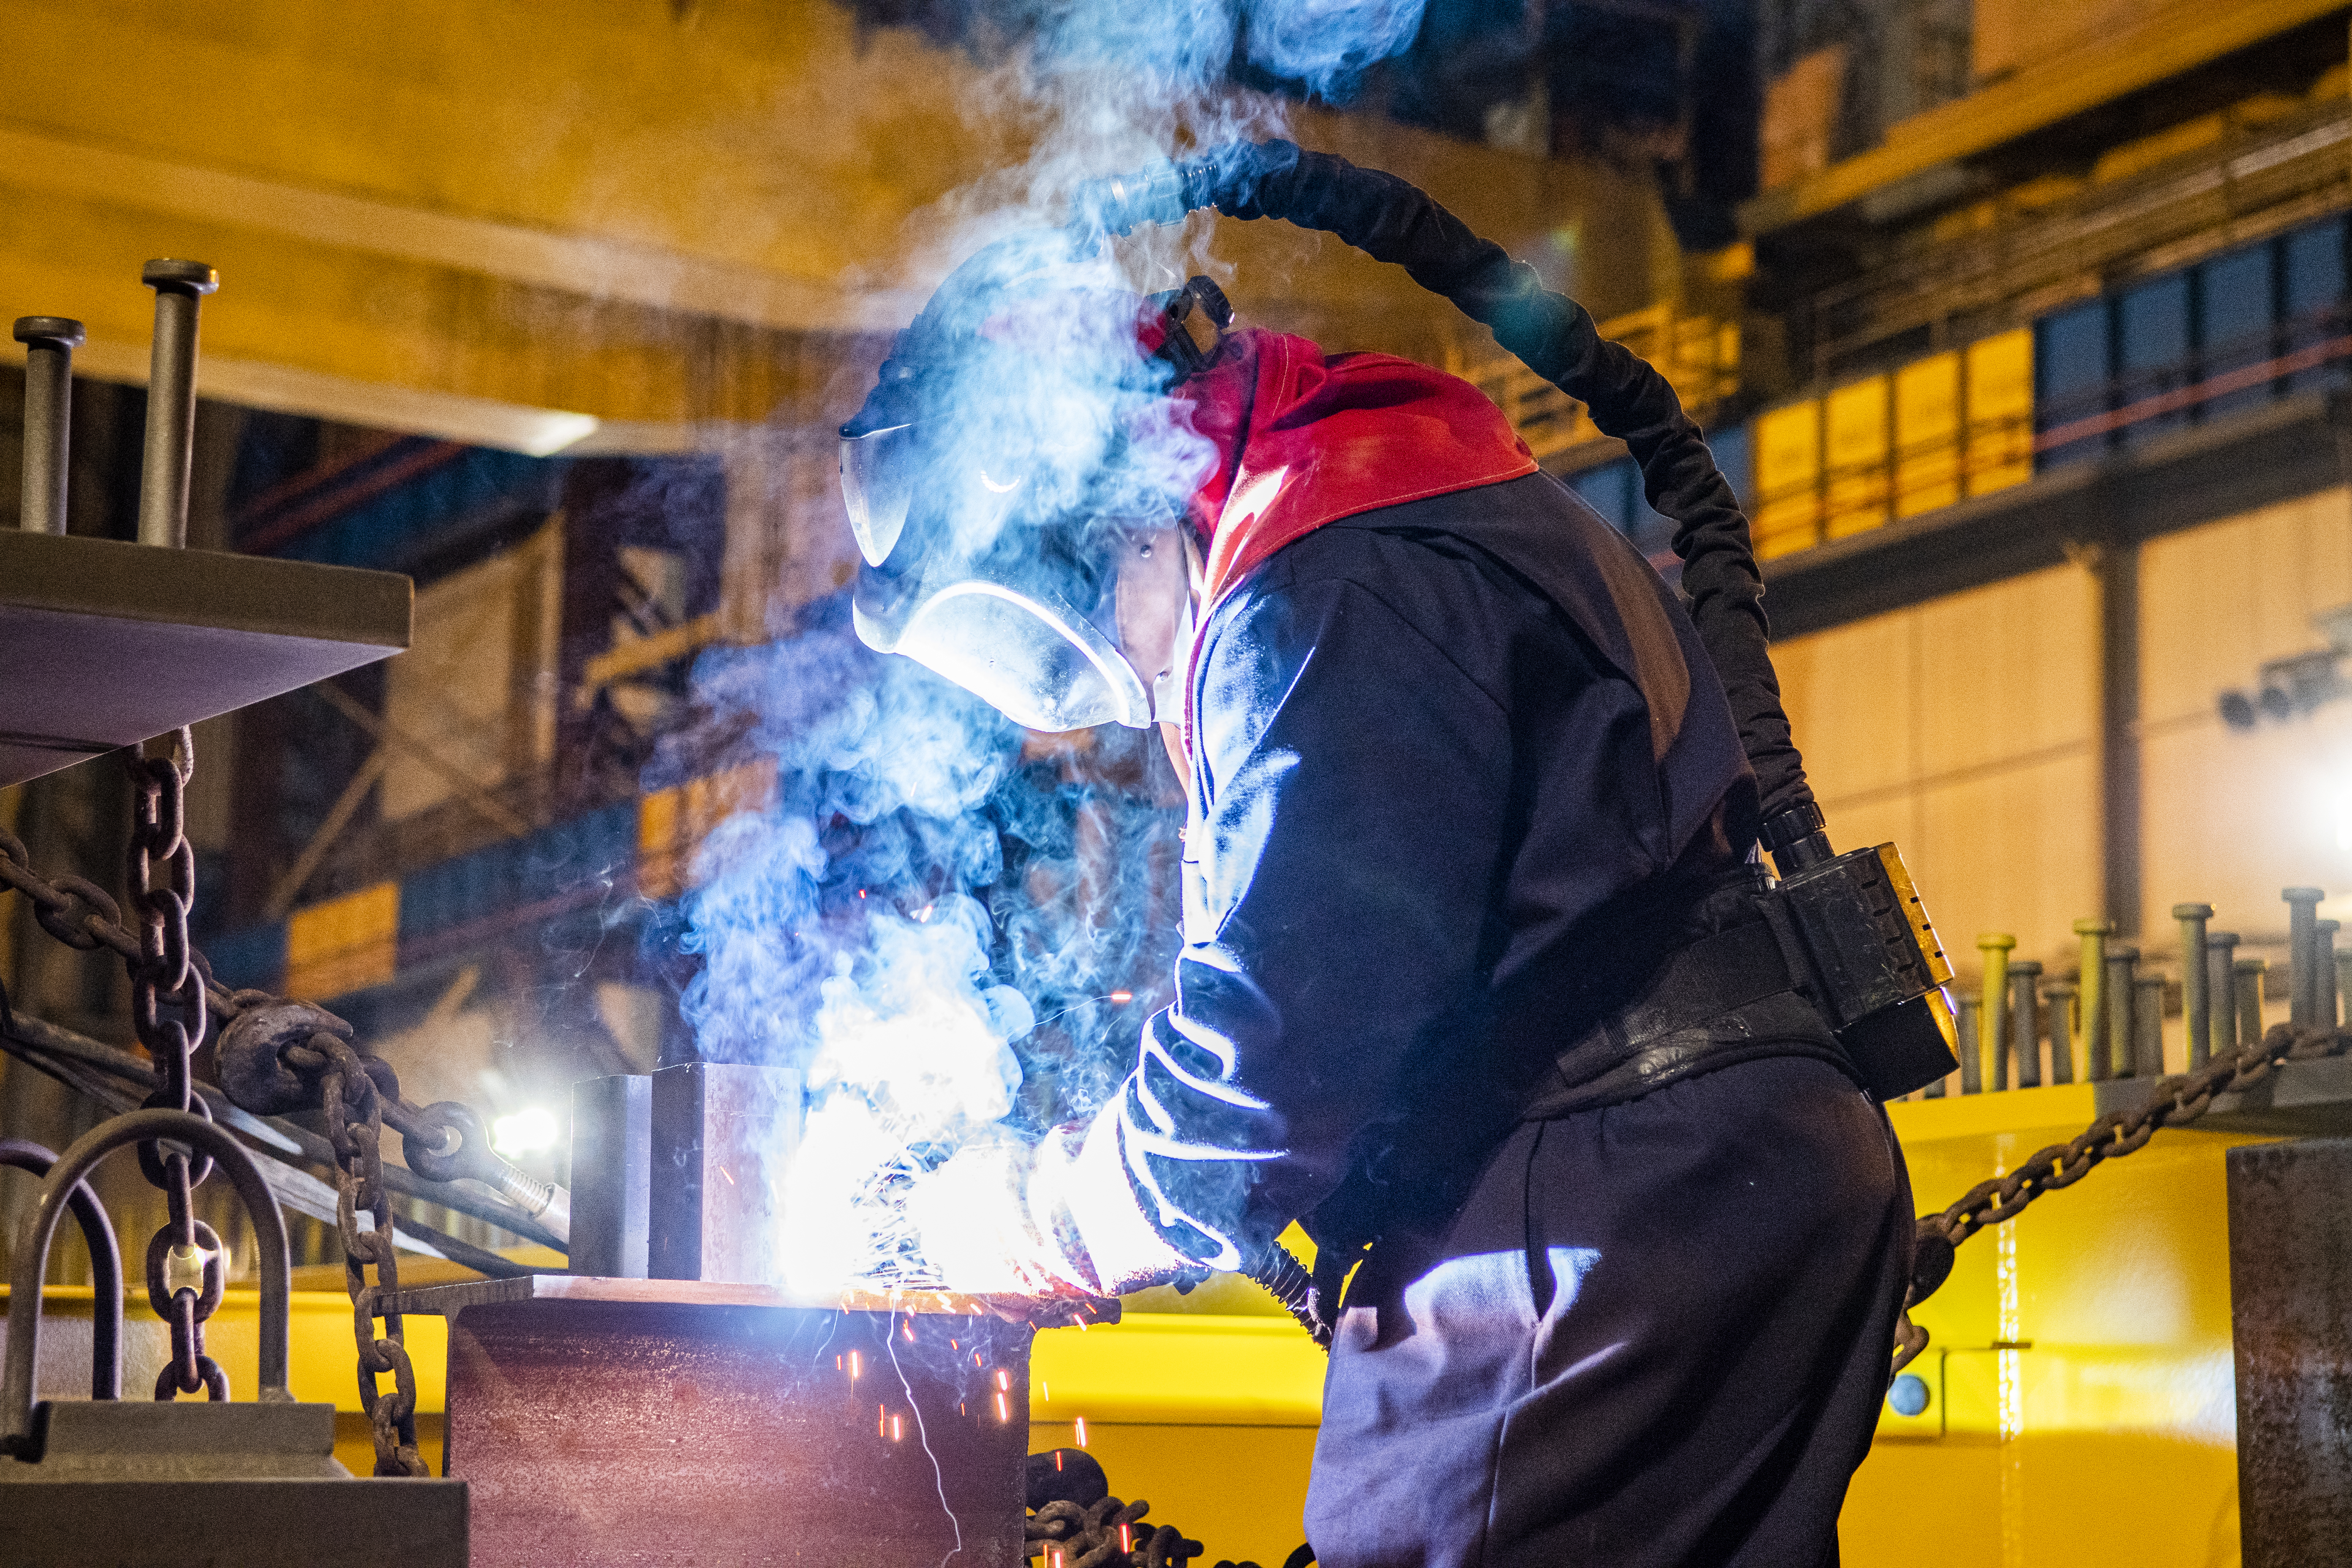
[841,262,1229,733]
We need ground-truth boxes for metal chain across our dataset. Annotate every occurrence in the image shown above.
[0,820,450,1147]
[1028,1493,1206,1568]
[0,756,448,1473]
[1892,1015,2352,1373]
[318,1034,428,1475]
[122,732,231,1403]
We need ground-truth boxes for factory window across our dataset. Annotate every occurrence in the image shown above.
[2035,215,2352,468]
[1742,327,2031,559]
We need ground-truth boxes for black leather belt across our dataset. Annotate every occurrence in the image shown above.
[1518,916,1851,1120]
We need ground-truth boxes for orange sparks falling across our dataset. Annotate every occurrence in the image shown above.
[902,1318,916,1342]
[995,1369,1010,1392]
[877,1404,886,1437]
[995,1391,1010,1422]
[1075,1417,1089,1447]
[1054,1452,1064,1472]
[891,1414,904,1442]
[1121,1525,1133,1553]
[849,1350,861,1382]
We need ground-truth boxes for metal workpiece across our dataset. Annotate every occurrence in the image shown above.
[13,316,82,536]
[2285,887,2326,1027]
[2133,974,2167,1079]
[2210,931,2243,1059]
[649,1062,803,1283]
[2102,946,2140,1080]
[388,1276,1038,1567]
[2175,903,2213,1068]
[2238,957,2270,1052]
[2229,1137,2352,1565]
[2006,960,2043,1089]
[2043,980,2077,1083]
[2074,918,2113,1086]
[569,1075,651,1278]
[1976,934,2014,1092]
[135,258,217,550]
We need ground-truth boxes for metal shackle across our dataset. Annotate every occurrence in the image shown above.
[0,1139,121,1401]
[2,1108,291,1454]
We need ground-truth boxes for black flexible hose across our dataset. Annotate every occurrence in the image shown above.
[1075,139,1817,828]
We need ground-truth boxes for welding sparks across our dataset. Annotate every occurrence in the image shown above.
[1075,1417,1088,1447]
[995,1391,1010,1422]
[850,1350,862,1382]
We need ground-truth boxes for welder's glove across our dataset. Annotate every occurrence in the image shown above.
[1026,1110,1197,1298]
[903,1111,1192,1300]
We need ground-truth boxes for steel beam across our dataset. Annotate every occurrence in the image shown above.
[395,1276,1031,1568]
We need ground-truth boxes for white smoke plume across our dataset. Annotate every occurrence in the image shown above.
[680,0,1432,1296]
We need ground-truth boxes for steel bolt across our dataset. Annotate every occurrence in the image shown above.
[2174,904,2213,1068]
[2134,973,2167,1078]
[1956,993,1982,1096]
[2208,931,2241,1058]
[13,316,84,536]
[2075,919,2114,1084]
[1978,935,2015,1094]
[2320,920,2341,1028]
[2284,889,2327,1028]
[2104,946,2140,1080]
[136,259,218,550]
[2236,956,2269,1049]
[2044,979,2078,1084]
[2008,961,2044,1089]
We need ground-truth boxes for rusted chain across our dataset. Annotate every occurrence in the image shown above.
[1,768,459,1475]
[1027,1494,1206,1568]
[1892,1016,2352,1373]
[124,735,231,1405]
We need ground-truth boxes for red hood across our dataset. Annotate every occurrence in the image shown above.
[1177,327,1539,610]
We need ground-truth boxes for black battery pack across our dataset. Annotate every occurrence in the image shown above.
[1759,843,1960,1100]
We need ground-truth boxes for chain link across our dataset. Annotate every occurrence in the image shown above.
[1892,1015,2352,1373]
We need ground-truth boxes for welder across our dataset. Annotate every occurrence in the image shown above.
[841,142,1924,1568]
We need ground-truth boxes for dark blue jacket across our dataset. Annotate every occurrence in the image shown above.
[1108,472,1758,1266]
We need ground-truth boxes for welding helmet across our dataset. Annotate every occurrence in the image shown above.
[842,233,1229,734]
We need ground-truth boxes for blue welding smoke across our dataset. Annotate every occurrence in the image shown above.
[673,0,1429,1293]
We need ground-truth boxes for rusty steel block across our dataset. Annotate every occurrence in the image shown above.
[392,1277,1031,1568]
[2229,1137,2352,1566]
[648,1062,802,1284]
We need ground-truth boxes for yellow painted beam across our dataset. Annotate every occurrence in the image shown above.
[1745,0,2351,234]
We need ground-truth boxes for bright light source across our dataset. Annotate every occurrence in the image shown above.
[491,1107,560,1157]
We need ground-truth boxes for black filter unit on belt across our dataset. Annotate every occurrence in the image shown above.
[1073,139,1957,1102]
